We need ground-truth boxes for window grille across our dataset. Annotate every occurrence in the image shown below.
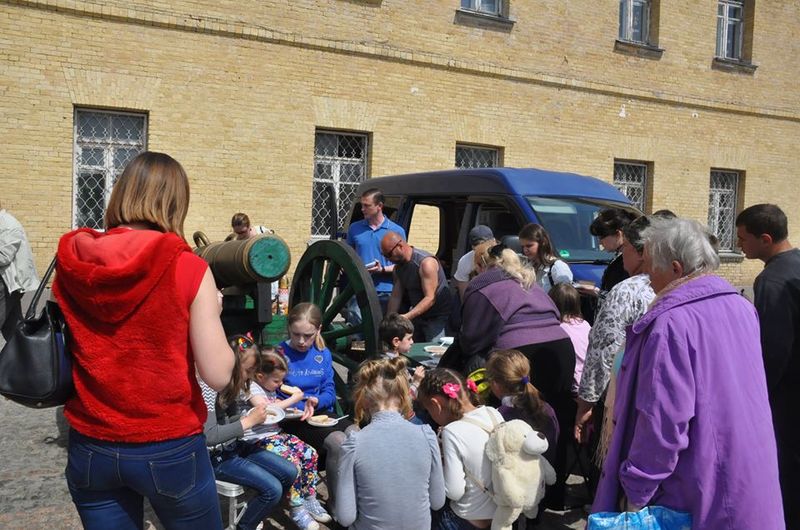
[455,145,499,169]
[708,170,739,251]
[619,0,651,43]
[461,0,501,16]
[716,0,744,59]
[613,162,647,212]
[312,131,368,238]
[73,109,147,229]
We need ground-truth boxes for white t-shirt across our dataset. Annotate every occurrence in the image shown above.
[441,406,504,521]
[536,259,573,292]
[453,250,476,282]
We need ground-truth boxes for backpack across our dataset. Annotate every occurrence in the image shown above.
[459,414,556,528]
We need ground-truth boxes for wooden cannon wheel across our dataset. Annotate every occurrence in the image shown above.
[289,240,382,358]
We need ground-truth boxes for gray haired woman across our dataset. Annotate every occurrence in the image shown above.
[593,217,783,529]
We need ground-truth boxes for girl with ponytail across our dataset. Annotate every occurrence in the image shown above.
[417,368,504,530]
[485,350,559,467]
[335,357,445,529]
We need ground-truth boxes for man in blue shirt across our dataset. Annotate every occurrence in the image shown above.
[346,188,406,317]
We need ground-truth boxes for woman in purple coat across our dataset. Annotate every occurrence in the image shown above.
[593,217,784,529]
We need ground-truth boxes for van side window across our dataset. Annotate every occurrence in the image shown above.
[408,204,441,256]
[475,203,521,241]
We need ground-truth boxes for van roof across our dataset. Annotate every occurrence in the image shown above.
[362,167,630,203]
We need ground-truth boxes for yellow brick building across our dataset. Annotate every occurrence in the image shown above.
[1,0,798,287]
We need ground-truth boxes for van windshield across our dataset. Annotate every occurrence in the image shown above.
[526,196,640,264]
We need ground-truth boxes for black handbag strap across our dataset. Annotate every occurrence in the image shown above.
[24,256,57,321]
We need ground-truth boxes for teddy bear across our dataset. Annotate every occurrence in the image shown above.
[485,419,557,530]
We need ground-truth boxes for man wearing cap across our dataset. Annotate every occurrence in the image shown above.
[346,188,406,316]
[382,231,453,342]
[453,225,495,300]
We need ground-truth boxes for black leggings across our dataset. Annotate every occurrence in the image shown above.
[280,413,353,470]
[516,338,577,509]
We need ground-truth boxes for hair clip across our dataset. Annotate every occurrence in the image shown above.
[520,375,530,385]
[236,336,254,350]
[442,382,460,399]
[466,379,478,393]
[488,243,507,259]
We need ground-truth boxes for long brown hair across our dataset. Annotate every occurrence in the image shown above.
[485,349,549,430]
[287,302,326,350]
[104,152,190,238]
[518,223,557,268]
[352,357,412,426]
[416,368,479,422]
[218,334,259,406]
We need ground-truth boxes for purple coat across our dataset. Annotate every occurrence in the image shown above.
[593,275,784,529]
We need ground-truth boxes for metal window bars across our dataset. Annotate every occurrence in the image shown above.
[73,110,146,229]
[708,170,739,251]
[312,132,368,237]
[613,162,647,212]
[455,145,499,169]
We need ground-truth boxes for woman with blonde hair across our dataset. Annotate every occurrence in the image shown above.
[54,152,235,528]
[336,357,445,529]
[458,240,576,509]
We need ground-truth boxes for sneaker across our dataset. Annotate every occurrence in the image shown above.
[303,496,333,523]
[290,505,319,530]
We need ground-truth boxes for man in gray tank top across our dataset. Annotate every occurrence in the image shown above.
[381,231,453,342]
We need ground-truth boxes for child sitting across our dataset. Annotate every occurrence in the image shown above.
[242,347,331,529]
[485,349,559,467]
[417,368,504,530]
[335,357,445,529]
[379,312,425,396]
[548,283,591,395]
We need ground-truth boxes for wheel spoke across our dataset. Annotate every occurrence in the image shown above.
[323,324,360,341]
[319,261,341,309]
[309,258,324,304]
[322,284,354,327]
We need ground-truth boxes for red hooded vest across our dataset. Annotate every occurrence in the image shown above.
[54,228,208,442]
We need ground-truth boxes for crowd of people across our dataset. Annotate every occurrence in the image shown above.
[2,151,794,530]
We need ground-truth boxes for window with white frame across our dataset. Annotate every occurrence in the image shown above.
[613,161,648,212]
[716,0,744,60]
[455,144,499,169]
[461,0,502,16]
[312,131,369,238]
[707,170,740,251]
[619,0,651,44]
[73,109,147,229]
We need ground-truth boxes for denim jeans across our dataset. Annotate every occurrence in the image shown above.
[432,502,487,530]
[211,441,297,530]
[66,429,221,530]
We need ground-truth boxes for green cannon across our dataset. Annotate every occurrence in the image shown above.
[193,233,383,411]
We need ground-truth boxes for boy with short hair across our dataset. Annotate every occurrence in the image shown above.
[379,312,415,358]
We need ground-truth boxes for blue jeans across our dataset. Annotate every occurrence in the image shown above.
[433,502,486,530]
[66,429,221,530]
[211,441,297,530]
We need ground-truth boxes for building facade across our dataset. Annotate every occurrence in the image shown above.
[2,0,798,286]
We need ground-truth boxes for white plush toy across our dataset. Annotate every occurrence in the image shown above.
[484,419,557,530]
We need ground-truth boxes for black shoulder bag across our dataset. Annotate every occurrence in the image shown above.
[0,257,73,408]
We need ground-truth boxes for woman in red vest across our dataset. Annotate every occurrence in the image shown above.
[54,152,235,529]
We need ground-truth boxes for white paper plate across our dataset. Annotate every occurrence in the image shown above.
[424,345,447,357]
[439,336,454,346]
[284,407,303,420]
[307,417,339,428]
[260,405,285,425]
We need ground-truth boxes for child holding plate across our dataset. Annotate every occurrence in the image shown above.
[241,347,331,529]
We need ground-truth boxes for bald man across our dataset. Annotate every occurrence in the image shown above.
[381,231,453,342]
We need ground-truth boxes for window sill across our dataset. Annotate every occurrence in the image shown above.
[454,8,515,31]
[712,57,758,75]
[719,251,745,263]
[614,39,664,60]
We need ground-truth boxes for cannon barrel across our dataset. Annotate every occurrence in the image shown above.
[193,231,291,288]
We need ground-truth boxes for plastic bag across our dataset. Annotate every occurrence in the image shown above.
[588,506,692,530]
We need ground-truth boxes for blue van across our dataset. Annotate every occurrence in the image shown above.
[348,167,639,287]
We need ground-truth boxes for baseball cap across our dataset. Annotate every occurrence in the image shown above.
[469,225,494,247]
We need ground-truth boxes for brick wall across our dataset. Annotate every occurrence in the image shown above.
[1,0,797,287]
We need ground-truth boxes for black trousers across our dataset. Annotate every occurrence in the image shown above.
[516,338,577,509]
